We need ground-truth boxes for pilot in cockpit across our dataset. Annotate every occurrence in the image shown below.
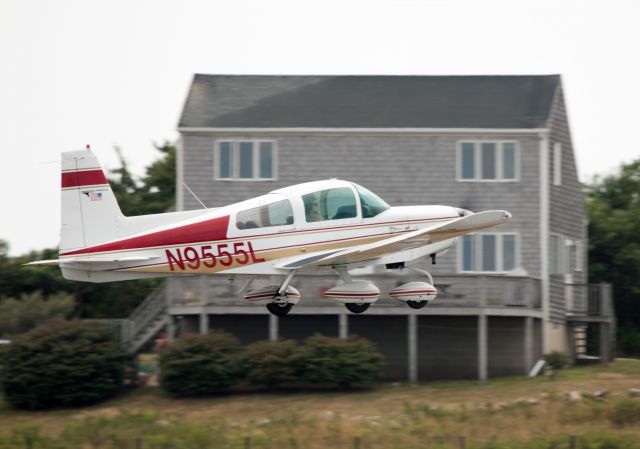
[304,195,323,222]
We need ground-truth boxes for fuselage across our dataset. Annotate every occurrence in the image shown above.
[58,180,461,281]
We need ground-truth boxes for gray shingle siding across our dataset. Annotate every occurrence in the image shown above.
[181,132,542,277]
[547,83,587,322]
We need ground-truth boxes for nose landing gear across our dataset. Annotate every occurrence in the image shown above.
[244,271,300,316]
[266,301,294,316]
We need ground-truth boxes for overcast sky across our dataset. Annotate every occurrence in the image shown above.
[1,0,638,255]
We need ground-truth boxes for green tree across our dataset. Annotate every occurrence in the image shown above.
[109,141,176,216]
[0,243,70,299]
[0,291,74,337]
[587,159,640,354]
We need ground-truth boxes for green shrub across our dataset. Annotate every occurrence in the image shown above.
[159,331,244,396]
[610,397,640,427]
[0,320,128,410]
[245,340,301,388]
[299,335,384,388]
[245,339,302,389]
[544,351,571,370]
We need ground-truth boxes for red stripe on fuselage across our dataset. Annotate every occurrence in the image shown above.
[60,216,230,256]
[61,169,108,188]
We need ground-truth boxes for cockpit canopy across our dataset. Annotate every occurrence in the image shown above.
[234,181,391,230]
[353,183,391,218]
[302,183,390,223]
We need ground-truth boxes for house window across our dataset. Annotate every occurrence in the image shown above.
[457,141,518,181]
[551,234,579,274]
[553,143,562,186]
[460,233,518,273]
[215,141,276,180]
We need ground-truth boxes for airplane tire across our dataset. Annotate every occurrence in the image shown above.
[407,300,427,309]
[345,303,371,314]
[266,302,293,316]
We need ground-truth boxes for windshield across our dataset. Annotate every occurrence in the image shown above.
[354,184,390,218]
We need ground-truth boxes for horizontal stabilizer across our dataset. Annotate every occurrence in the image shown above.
[24,259,60,266]
[26,256,159,266]
[64,256,160,264]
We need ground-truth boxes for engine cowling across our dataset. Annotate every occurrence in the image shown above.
[244,284,301,305]
[324,280,380,304]
[389,282,437,302]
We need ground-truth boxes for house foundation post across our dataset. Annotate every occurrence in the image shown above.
[478,313,488,383]
[478,276,488,383]
[408,314,418,384]
[269,314,279,342]
[199,313,209,335]
[339,313,349,339]
[167,316,176,343]
[524,316,534,375]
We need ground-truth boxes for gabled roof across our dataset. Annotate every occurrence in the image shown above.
[178,74,560,129]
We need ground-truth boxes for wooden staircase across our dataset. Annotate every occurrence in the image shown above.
[92,284,169,354]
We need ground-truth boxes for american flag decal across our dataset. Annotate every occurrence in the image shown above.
[89,191,103,201]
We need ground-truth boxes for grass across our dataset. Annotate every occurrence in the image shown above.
[1,360,640,448]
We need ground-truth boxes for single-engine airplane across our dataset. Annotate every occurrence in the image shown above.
[29,149,512,316]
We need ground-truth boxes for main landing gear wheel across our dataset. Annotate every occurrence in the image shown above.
[407,300,427,310]
[345,303,371,314]
[266,302,293,316]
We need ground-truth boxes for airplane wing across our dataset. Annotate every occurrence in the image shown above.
[25,256,159,266]
[279,210,511,269]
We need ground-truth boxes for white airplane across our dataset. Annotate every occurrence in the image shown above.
[30,149,512,316]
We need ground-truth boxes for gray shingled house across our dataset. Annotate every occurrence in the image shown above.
[127,75,614,382]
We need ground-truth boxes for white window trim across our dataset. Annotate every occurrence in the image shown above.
[550,233,561,274]
[553,142,562,186]
[550,233,579,275]
[456,141,520,182]
[213,140,278,181]
[574,239,583,272]
[457,232,520,274]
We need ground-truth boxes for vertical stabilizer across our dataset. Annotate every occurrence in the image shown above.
[60,149,124,252]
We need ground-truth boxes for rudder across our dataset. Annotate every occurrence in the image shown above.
[60,149,124,253]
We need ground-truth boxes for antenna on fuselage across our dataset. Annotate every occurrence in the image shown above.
[183,183,208,209]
